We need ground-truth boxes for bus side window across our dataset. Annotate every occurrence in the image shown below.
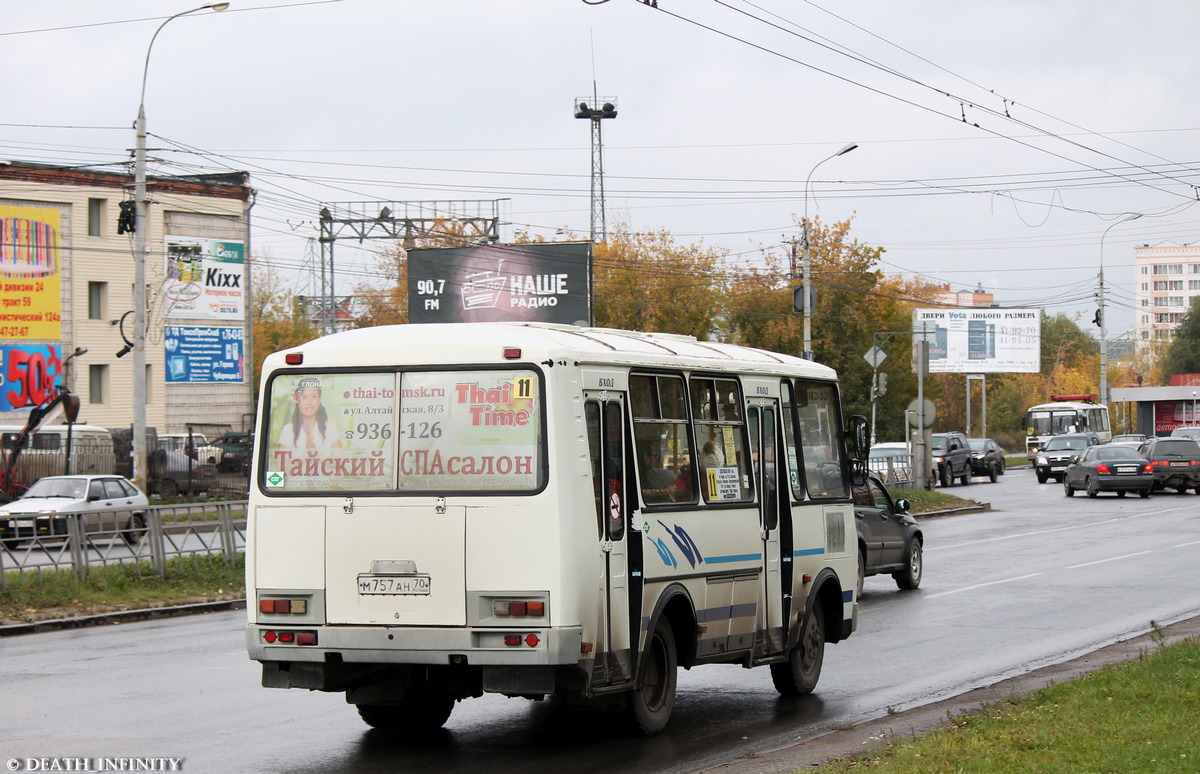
[689,376,752,503]
[631,373,696,506]
[781,380,805,500]
[794,380,849,500]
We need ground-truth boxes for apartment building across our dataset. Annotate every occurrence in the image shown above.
[1134,240,1200,344]
[0,160,253,437]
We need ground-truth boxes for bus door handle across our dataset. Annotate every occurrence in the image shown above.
[601,540,613,553]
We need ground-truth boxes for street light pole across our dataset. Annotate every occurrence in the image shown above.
[1098,212,1142,406]
[132,3,229,492]
[802,143,857,360]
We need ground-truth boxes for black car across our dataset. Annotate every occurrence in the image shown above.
[931,431,973,487]
[1136,437,1200,493]
[1062,445,1153,498]
[967,438,1005,481]
[214,432,254,473]
[851,473,923,597]
[1034,432,1101,483]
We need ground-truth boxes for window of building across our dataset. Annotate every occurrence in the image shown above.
[1141,266,1148,275]
[1153,280,1184,291]
[1141,283,1149,291]
[87,198,105,237]
[1190,280,1200,291]
[89,364,107,404]
[87,281,106,320]
[1192,264,1200,274]
[1166,296,1185,307]
[1142,299,1149,307]
[1153,264,1184,275]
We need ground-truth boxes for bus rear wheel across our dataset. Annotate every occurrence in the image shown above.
[770,604,825,696]
[628,616,677,735]
[356,689,455,732]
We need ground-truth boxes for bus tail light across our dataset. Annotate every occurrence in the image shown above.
[262,630,318,646]
[492,599,546,617]
[285,352,303,365]
[259,597,308,615]
[503,348,521,359]
[502,634,540,647]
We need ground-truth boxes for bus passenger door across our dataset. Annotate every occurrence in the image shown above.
[586,397,634,684]
[748,401,785,655]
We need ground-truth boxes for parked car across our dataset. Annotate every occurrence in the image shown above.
[158,433,223,466]
[1062,445,1153,498]
[967,438,1005,481]
[1109,433,1148,448]
[1169,427,1200,441]
[1136,437,1200,493]
[149,448,216,497]
[214,432,254,473]
[1034,432,1101,483]
[868,442,911,484]
[0,474,149,549]
[851,473,922,597]
[931,431,973,486]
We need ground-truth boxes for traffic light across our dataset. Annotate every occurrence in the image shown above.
[1092,308,1103,327]
[117,200,136,234]
[872,372,888,400]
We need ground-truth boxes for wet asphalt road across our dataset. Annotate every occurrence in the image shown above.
[3,468,1199,773]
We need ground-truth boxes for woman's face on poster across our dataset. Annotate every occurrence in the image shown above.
[297,386,322,418]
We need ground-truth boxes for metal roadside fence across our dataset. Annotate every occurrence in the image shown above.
[0,500,247,588]
[868,454,914,486]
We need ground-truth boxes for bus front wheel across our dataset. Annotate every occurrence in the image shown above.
[770,603,825,696]
[628,616,677,735]
[356,689,455,732]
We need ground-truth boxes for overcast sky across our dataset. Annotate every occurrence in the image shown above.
[5,0,1200,336]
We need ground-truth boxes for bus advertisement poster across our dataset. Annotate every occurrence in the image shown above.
[265,372,397,491]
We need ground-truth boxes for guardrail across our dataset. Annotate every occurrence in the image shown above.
[0,500,247,588]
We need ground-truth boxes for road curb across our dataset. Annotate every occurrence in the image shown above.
[913,502,991,519]
[0,598,246,637]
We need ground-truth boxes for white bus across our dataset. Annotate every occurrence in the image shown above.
[1024,394,1111,458]
[245,323,867,734]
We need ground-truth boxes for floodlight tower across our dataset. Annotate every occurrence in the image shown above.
[574,95,617,242]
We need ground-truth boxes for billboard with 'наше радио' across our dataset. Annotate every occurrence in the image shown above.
[912,307,1041,373]
[407,242,592,325]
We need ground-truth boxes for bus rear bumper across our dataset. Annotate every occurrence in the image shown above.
[246,623,584,668]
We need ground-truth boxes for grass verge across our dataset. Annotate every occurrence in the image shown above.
[818,633,1200,773]
[0,553,245,625]
[890,487,980,514]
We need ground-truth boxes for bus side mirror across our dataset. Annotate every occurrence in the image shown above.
[847,415,869,461]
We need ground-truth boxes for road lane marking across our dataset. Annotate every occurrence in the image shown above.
[925,572,1042,599]
[929,504,1197,551]
[1067,551,1152,569]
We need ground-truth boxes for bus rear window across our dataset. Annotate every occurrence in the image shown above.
[263,369,543,493]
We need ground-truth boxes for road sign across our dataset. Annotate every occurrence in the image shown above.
[905,398,936,428]
[864,345,887,369]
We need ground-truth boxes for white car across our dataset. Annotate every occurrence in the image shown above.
[0,474,150,549]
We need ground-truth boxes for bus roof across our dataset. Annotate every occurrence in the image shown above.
[267,322,838,379]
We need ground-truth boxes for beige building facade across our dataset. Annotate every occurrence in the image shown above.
[0,161,254,441]
[1134,240,1200,345]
